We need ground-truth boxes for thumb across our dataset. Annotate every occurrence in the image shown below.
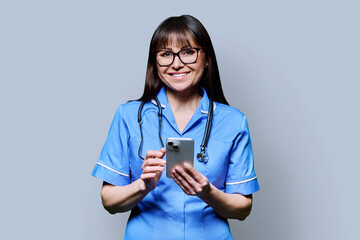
[159,147,166,155]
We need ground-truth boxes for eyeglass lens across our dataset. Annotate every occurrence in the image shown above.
[156,48,199,66]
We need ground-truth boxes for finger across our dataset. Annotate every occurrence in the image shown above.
[176,166,209,194]
[171,171,185,191]
[145,158,166,166]
[173,175,192,195]
[173,167,198,195]
[142,157,165,169]
[183,162,204,183]
[140,172,156,180]
[146,149,165,159]
[172,170,195,195]
[143,165,165,173]
[183,163,210,194]
[175,166,199,188]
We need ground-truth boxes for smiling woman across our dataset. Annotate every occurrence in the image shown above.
[91,15,260,240]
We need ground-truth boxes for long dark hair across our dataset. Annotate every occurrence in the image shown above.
[138,15,228,105]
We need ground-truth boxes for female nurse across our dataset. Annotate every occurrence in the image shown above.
[92,15,260,240]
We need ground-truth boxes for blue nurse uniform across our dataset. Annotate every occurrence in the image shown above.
[92,87,260,240]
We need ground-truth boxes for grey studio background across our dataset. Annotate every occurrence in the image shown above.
[1,0,359,239]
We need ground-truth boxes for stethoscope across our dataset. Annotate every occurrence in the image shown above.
[137,96,213,163]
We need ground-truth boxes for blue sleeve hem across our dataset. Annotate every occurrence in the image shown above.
[225,178,260,195]
[91,163,131,186]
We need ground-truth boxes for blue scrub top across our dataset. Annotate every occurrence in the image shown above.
[92,87,260,240]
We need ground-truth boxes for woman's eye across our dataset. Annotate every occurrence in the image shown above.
[181,49,196,55]
[160,51,173,57]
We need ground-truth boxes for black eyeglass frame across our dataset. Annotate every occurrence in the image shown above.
[155,47,203,67]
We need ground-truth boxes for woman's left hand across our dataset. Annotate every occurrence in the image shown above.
[172,162,211,197]
[172,162,253,221]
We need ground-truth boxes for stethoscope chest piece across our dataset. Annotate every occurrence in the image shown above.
[196,151,208,163]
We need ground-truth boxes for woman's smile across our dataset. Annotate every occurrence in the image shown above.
[168,71,190,78]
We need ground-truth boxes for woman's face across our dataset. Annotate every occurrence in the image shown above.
[156,37,206,95]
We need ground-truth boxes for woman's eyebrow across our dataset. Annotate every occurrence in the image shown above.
[161,47,173,51]
[160,45,193,51]
[180,45,192,49]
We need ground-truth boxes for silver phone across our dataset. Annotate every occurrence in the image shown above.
[166,137,194,178]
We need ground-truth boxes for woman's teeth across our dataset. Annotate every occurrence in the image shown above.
[171,73,188,77]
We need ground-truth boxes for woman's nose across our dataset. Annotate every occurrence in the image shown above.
[171,55,184,69]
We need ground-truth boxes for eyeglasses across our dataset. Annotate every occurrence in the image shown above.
[155,48,202,66]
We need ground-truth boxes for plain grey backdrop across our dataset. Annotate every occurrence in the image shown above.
[1,0,359,239]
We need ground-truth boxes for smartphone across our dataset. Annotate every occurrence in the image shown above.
[166,137,194,178]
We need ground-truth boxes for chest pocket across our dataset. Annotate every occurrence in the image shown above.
[195,140,234,190]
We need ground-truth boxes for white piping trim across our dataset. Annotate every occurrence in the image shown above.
[96,162,130,177]
[226,176,257,185]
[201,102,217,114]
[151,99,166,108]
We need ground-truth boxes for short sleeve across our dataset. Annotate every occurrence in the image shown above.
[91,106,131,186]
[225,116,260,195]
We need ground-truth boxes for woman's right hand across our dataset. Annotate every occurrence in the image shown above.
[140,148,166,191]
[101,147,166,214]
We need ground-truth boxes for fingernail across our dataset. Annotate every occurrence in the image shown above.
[161,160,166,165]
[183,163,190,168]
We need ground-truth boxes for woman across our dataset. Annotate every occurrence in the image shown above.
[92,15,259,240]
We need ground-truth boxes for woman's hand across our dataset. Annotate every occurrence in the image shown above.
[101,147,166,214]
[172,162,253,220]
[172,162,211,197]
[140,148,166,191]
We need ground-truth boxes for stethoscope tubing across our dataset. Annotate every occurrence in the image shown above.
[137,96,213,162]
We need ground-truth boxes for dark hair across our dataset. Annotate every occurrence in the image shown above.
[138,15,228,105]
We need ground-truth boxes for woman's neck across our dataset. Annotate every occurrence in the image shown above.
[165,87,202,132]
[165,87,202,113]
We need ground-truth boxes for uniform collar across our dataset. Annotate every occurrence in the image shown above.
[150,87,168,109]
[198,87,216,114]
[151,87,216,135]
[151,87,216,113]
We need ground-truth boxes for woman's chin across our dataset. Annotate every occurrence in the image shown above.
[165,83,199,95]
